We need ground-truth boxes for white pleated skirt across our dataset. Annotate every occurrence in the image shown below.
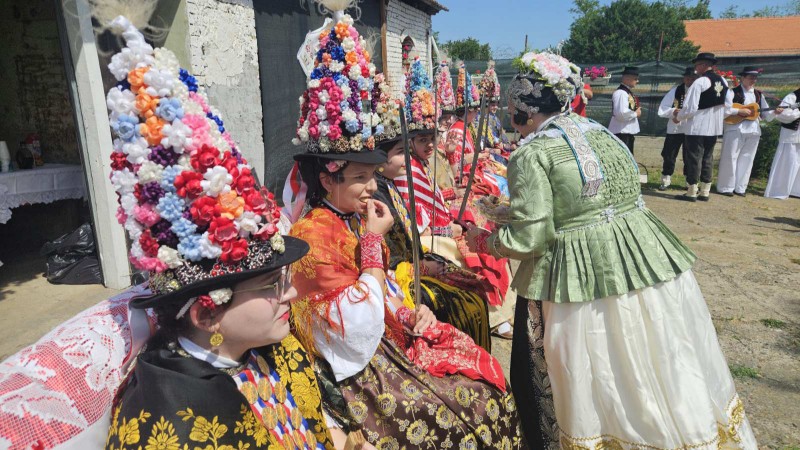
[542,270,757,449]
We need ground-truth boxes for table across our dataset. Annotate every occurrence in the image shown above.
[0,164,86,225]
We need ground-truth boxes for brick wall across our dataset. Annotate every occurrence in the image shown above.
[185,0,265,173]
[385,0,432,97]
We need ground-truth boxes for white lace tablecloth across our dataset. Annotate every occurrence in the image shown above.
[0,164,86,225]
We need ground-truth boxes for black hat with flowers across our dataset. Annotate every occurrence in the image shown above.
[292,1,387,165]
[105,16,307,314]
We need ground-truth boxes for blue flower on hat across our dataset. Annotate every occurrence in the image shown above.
[330,46,345,62]
[179,68,198,92]
[177,233,203,261]
[170,217,198,239]
[156,98,184,122]
[156,193,186,222]
[345,119,360,133]
[111,115,140,142]
[160,165,182,193]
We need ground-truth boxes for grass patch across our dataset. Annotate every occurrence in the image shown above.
[791,258,800,265]
[754,242,765,247]
[729,364,760,379]
[760,318,787,329]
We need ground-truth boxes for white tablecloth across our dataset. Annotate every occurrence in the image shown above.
[0,164,86,225]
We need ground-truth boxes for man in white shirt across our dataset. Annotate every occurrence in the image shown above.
[718,67,770,197]
[608,66,641,153]
[764,88,800,199]
[657,67,697,190]
[675,52,728,202]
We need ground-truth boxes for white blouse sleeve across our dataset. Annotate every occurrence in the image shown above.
[657,87,677,119]
[723,89,738,117]
[312,273,386,381]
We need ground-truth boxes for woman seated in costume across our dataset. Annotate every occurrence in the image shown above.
[287,6,523,448]
[103,17,337,449]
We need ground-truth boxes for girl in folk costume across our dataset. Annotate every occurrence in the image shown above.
[433,59,458,192]
[392,58,513,321]
[764,87,800,199]
[288,3,524,448]
[467,51,757,449]
[446,61,482,179]
[480,61,510,164]
[102,17,337,450]
[372,63,491,350]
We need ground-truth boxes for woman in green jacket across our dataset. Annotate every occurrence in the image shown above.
[467,52,757,450]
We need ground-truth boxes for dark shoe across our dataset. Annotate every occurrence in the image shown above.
[720,192,734,197]
[698,195,710,202]
[677,194,697,202]
[734,192,746,197]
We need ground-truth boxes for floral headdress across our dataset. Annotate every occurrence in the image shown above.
[510,51,582,115]
[455,61,480,110]
[373,73,402,144]
[404,58,436,133]
[436,60,456,115]
[106,16,303,314]
[480,60,501,103]
[292,10,384,156]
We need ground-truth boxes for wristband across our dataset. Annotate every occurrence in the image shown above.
[360,232,385,270]
[441,187,456,201]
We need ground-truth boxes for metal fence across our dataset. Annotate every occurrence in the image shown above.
[459,58,800,136]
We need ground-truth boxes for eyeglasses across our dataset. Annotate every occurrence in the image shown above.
[231,268,292,300]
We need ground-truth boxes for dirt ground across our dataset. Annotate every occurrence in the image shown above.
[1,136,798,447]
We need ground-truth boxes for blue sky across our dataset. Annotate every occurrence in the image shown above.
[432,0,786,57]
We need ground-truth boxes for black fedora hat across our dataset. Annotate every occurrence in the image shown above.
[692,52,718,64]
[683,66,696,77]
[738,66,762,76]
[130,237,309,310]
[621,66,639,76]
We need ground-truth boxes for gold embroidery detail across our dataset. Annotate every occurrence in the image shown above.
[257,377,272,401]
[240,381,258,405]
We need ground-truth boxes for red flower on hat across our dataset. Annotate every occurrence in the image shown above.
[191,144,221,173]
[110,152,130,171]
[254,222,279,241]
[139,231,159,257]
[242,189,266,213]
[221,238,249,264]
[190,196,219,226]
[208,216,238,244]
[174,170,204,198]
[220,151,239,175]
[235,167,256,194]
[198,295,216,311]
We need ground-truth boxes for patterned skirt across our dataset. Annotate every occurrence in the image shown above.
[339,338,525,449]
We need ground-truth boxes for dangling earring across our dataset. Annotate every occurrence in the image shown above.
[527,118,534,125]
[377,166,385,173]
[209,330,224,347]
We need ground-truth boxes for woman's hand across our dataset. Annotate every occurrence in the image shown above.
[413,305,437,334]
[450,223,463,237]
[364,199,393,235]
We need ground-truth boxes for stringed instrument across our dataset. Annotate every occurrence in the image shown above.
[725,102,799,125]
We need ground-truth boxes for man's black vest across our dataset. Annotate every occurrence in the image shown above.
[698,71,728,110]
[615,84,640,110]
[781,88,800,131]
[731,85,763,106]
[673,83,687,109]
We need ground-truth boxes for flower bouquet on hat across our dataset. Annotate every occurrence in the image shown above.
[105,16,308,312]
[479,60,501,103]
[436,60,456,116]
[292,3,385,164]
[405,57,436,134]
[455,61,480,112]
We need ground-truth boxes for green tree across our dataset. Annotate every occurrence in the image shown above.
[562,0,707,63]
[440,38,492,61]
[718,0,800,17]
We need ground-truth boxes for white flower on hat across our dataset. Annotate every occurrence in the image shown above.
[342,110,357,122]
[270,234,285,253]
[144,68,176,97]
[108,48,154,81]
[316,107,327,121]
[330,61,344,73]
[106,87,137,121]
[236,211,262,237]
[182,97,204,115]
[319,138,330,152]
[123,137,150,165]
[172,82,190,104]
[137,161,164,184]
[201,166,233,197]
[177,154,191,169]
[125,216,143,240]
[341,85,352,98]
[111,169,138,194]
[369,64,376,77]
[349,69,361,81]
[157,246,182,269]
[308,79,321,89]
[318,91,330,104]
[342,37,356,52]
[129,241,145,259]
[342,15,354,26]
[161,119,193,154]
[199,232,223,258]
[153,48,180,76]
[209,288,233,306]
[211,132,232,154]
[119,192,138,213]
[318,121,330,137]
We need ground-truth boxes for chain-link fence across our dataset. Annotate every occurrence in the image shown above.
[458,58,800,136]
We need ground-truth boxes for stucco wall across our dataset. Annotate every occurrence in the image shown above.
[185,0,265,173]
[385,0,432,97]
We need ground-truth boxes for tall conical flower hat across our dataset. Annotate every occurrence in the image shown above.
[373,72,402,144]
[404,57,436,134]
[480,60,501,102]
[455,61,480,110]
[436,60,456,115]
[105,16,307,312]
[292,0,385,164]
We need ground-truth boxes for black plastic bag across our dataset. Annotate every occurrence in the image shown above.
[41,223,103,285]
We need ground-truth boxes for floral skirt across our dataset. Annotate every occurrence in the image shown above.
[339,338,525,449]
[536,270,758,449]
